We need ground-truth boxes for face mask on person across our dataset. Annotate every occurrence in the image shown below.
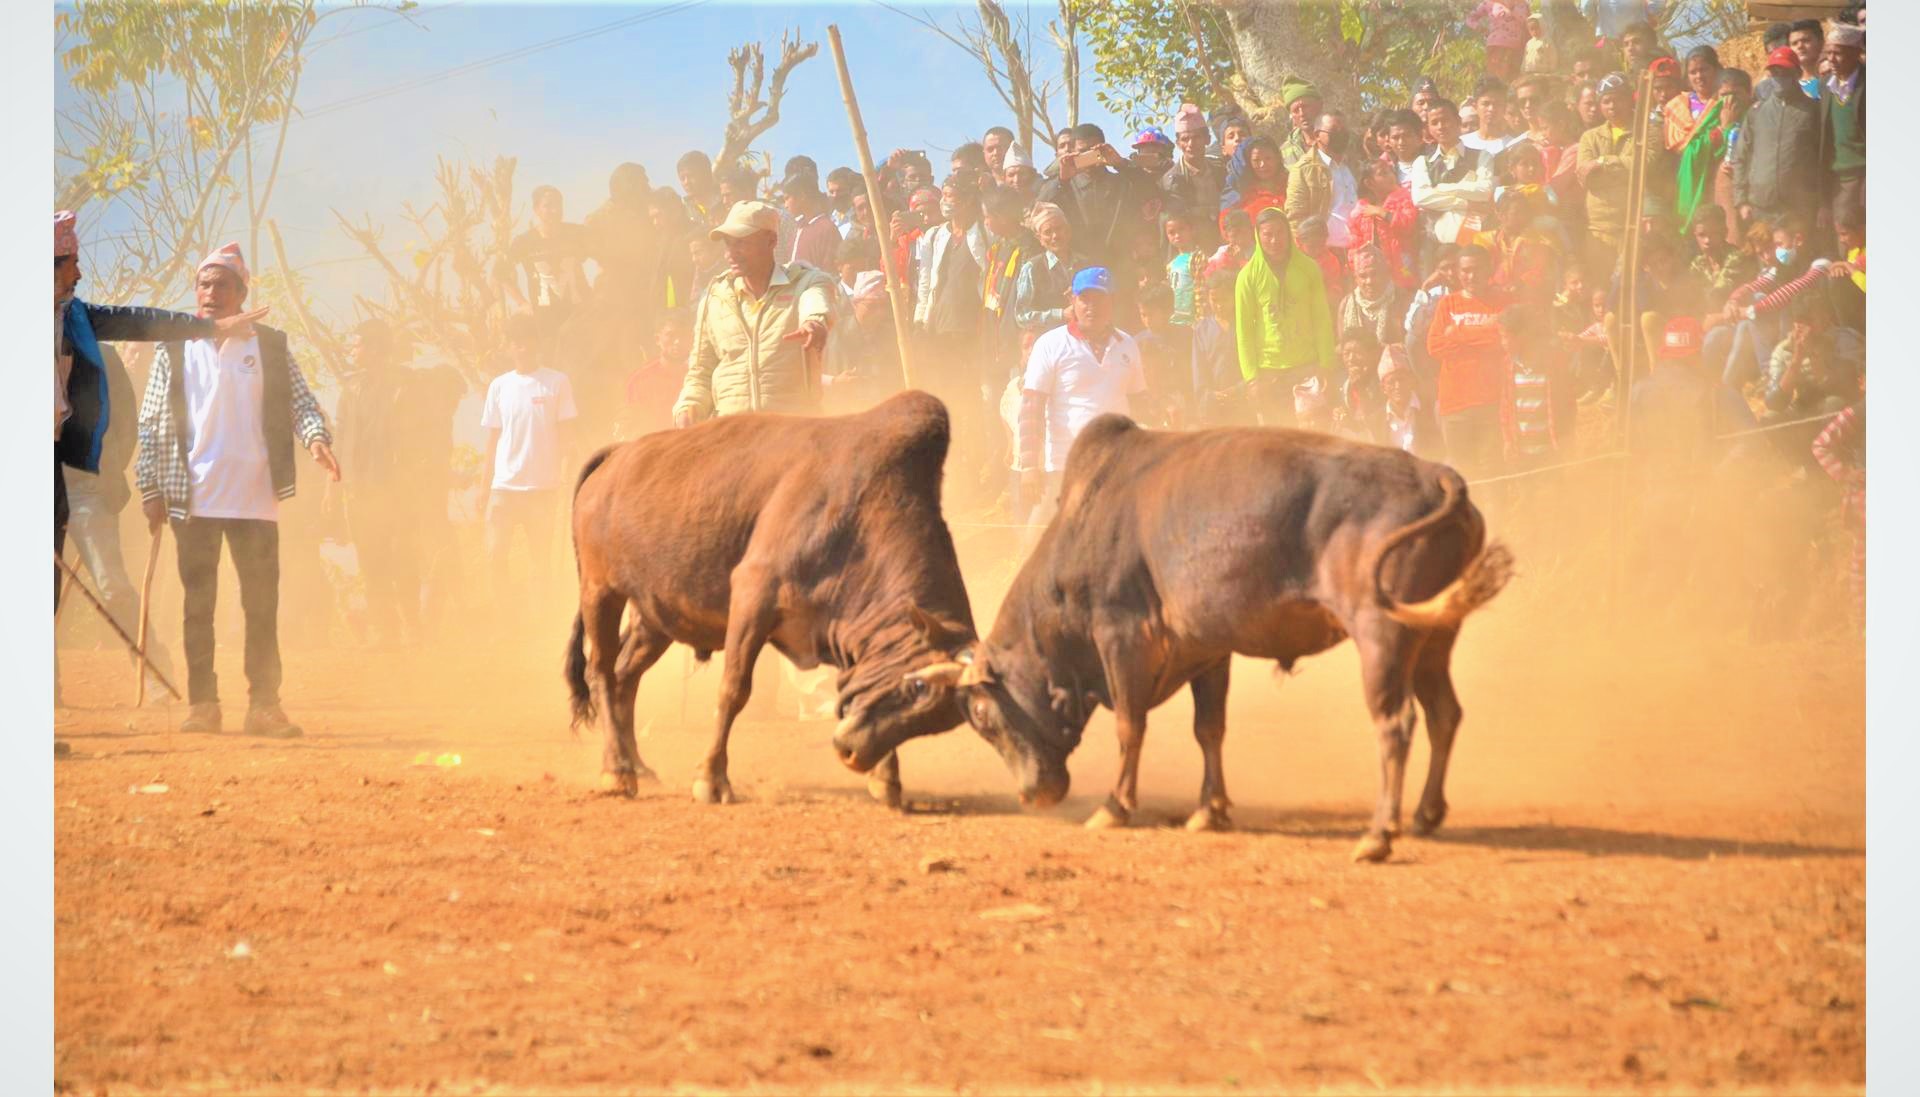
[1775,246,1797,266]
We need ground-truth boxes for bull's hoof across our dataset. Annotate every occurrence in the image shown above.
[598,770,640,798]
[691,776,737,805]
[1411,802,1448,836]
[867,776,904,810]
[1351,831,1393,863]
[1084,803,1130,830]
[1185,804,1233,832]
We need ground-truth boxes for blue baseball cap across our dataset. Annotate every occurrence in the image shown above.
[1070,266,1113,296]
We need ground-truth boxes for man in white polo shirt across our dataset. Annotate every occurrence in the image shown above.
[1013,266,1147,525]
[480,312,578,623]
[136,243,339,739]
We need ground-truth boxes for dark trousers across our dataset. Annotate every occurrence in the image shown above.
[486,488,560,612]
[174,517,282,708]
[54,452,67,608]
[347,490,424,638]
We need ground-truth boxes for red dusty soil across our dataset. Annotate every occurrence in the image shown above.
[55,569,1864,1095]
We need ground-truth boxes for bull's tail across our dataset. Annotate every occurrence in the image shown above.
[565,611,595,729]
[1372,469,1516,631]
[563,447,617,730]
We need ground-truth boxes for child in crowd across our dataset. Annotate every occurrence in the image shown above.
[1204,208,1255,280]
[1164,210,1202,325]
[1191,268,1250,427]
[1687,206,1757,305]
[1467,0,1528,82]
[1523,12,1557,75]
[1334,326,1386,442]
[1350,158,1418,289]
[1293,215,1348,314]
[1135,283,1190,427]
[617,310,691,439]
[1378,344,1439,458]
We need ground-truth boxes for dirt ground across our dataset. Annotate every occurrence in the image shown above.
[54,522,1865,1096]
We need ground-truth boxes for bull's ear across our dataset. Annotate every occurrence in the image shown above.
[906,602,967,647]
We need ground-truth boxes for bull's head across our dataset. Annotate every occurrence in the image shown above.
[829,605,975,772]
[950,641,1087,810]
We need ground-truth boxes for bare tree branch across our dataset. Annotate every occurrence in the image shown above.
[717,29,818,171]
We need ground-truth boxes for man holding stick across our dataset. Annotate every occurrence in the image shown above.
[135,244,339,739]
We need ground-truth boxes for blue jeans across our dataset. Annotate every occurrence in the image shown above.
[61,469,175,679]
[1706,314,1782,390]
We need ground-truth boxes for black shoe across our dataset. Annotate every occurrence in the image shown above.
[243,705,304,739]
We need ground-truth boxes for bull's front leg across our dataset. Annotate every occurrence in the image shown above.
[1185,660,1234,832]
[697,578,777,805]
[1086,639,1151,830]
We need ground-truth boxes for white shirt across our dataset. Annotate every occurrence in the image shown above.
[482,367,577,492]
[1021,323,1146,473]
[1462,130,1524,155]
[183,335,278,521]
[1320,151,1359,249]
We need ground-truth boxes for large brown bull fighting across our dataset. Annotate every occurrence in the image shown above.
[934,416,1513,862]
[565,391,977,805]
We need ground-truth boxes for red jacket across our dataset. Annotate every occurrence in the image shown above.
[1350,186,1419,288]
[1426,291,1509,415]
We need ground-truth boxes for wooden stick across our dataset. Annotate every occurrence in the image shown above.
[1619,67,1657,455]
[134,531,163,707]
[55,553,181,702]
[826,24,917,390]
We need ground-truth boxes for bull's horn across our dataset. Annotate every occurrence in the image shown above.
[905,661,967,689]
[957,658,989,687]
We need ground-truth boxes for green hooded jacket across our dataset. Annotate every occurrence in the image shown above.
[1233,211,1335,381]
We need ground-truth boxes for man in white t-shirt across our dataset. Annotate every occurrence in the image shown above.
[135,243,339,739]
[480,312,578,618]
[1013,266,1147,525]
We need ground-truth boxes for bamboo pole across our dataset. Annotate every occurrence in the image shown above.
[1620,67,1657,452]
[1609,68,1659,617]
[826,24,917,390]
[55,553,182,702]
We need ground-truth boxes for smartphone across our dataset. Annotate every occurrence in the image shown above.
[1072,149,1105,170]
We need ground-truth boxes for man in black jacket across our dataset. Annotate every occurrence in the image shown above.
[56,211,265,608]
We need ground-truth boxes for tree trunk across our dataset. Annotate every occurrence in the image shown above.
[1212,0,1360,128]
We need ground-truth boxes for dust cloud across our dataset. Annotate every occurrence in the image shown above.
[61,413,1857,833]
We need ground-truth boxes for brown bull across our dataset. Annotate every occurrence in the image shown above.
[936,416,1513,862]
[565,391,977,804]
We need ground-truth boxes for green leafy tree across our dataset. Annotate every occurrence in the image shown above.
[1077,0,1239,130]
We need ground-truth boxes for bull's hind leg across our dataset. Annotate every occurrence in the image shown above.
[1351,617,1423,863]
[582,589,641,797]
[867,751,904,810]
[1185,660,1234,832]
[694,576,776,804]
[1410,628,1462,837]
[610,616,670,786]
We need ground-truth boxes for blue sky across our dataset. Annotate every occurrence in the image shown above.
[56,0,1133,317]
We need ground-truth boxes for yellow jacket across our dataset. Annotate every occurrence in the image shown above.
[677,261,835,419]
